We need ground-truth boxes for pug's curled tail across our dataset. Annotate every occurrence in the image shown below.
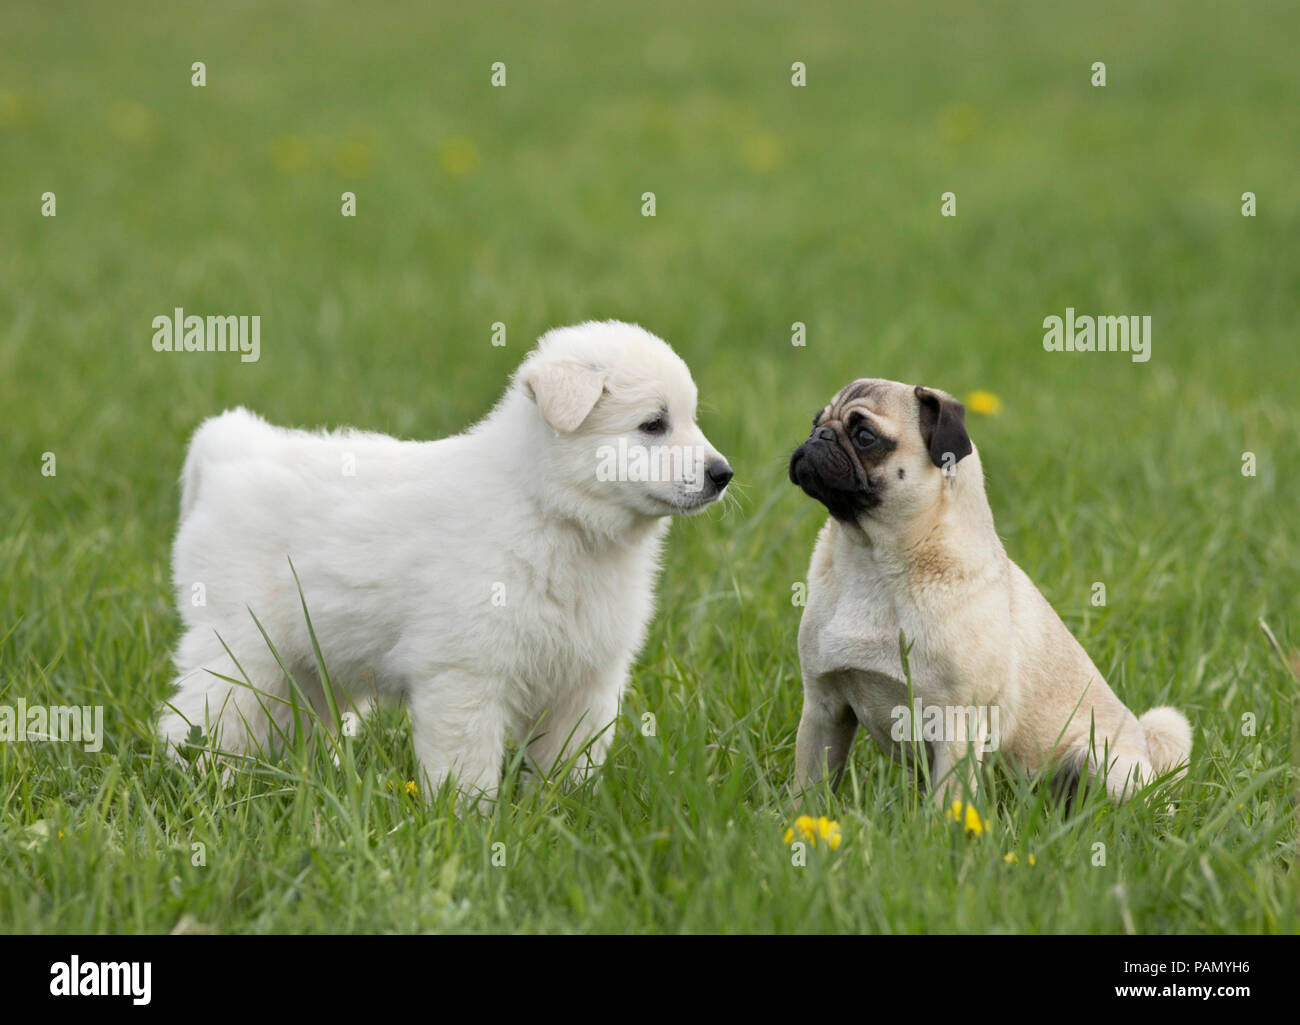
[1139,706,1192,779]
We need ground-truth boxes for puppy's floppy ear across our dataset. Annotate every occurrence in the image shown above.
[522,359,607,434]
[914,386,972,467]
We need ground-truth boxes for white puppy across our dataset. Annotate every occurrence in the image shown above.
[159,321,732,804]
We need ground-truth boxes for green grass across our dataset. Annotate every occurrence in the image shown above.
[2,0,1297,933]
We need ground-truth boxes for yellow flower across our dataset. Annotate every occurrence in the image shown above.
[438,136,479,176]
[270,135,312,174]
[1004,850,1037,865]
[817,816,843,851]
[386,779,394,791]
[784,814,841,849]
[937,101,981,145]
[739,132,781,172]
[108,100,155,144]
[784,816,814,844]
[964,390,1002,416]
[945,800,985,837]
[0,89,26,127]
[403,780,418,797]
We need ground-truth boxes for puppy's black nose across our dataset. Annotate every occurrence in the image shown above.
[707,460,733,489]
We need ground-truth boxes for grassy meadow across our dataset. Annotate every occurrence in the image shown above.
[1,0,1297,933]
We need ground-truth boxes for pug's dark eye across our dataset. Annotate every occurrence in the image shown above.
[852,425,878,449]
[639,416,667,435]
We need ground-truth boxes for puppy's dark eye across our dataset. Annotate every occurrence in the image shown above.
[639,416,667,435]
[852,425,878,449]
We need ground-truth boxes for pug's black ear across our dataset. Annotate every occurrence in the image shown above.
[914,386,972,468]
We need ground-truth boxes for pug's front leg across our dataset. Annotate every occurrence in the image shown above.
[794,688,859,806]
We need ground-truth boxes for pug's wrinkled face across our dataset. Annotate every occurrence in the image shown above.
[788,378,972,529]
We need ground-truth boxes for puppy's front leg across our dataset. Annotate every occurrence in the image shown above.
[406,673,506,813]
[793,687,858,806]
[525,670,622,787]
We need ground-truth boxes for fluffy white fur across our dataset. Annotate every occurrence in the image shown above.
[159,321,731,805]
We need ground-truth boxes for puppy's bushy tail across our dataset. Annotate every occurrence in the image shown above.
[1139,706,1193,779]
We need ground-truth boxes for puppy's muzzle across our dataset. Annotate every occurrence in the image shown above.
[706,458,733,494]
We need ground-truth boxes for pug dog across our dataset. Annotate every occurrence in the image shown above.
[788,379,1191,805]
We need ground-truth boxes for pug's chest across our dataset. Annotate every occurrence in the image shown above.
[803,575,958,720]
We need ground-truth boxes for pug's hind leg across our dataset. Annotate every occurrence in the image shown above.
[1089,739,1155,803]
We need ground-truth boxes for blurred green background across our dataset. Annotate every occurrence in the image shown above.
[1,0,1296,933]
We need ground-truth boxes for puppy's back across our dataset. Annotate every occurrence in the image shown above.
[179,407,273,522]
[179,408,446,521]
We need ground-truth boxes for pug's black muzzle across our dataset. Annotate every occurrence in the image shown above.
[789,428,875,521]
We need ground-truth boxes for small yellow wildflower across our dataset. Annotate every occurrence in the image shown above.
[937,101,981,145]
[817,816,843,851]
[108,100,156,144]
[964,390,1002,416]
[945,800,985,837]
[783,814,814,844]
[0,90,26,127]
[1004,850,1037,866]
[270,135,312,174]
[403,780,418,797]
[783,814,842,850]
[739,132,781,172]
[438,137,480,176]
